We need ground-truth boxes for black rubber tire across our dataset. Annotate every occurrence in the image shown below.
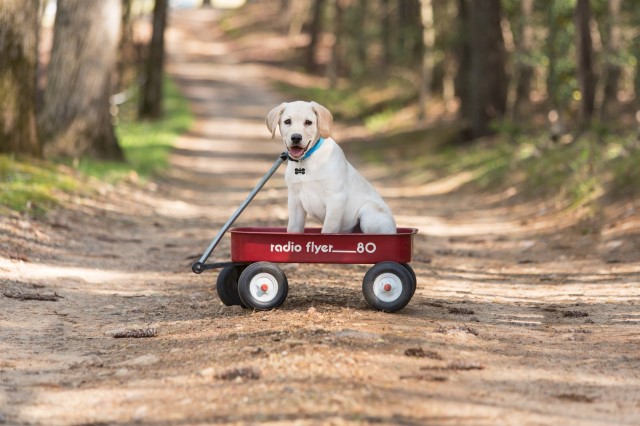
[362,261,415,312]
[238,262,288,311]
[401,263,418,297]
[216,265,246,307]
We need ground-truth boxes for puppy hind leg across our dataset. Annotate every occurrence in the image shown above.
[358,204,396,234]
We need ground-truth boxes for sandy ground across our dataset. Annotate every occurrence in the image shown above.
[2,8,640,426]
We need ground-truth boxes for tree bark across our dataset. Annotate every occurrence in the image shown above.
[381,0,393,70]
[351,0,368,77]
[327,0,344,89]
[599,0,621,121]
[418,0,435,122]
[468,0,507,138]
[39,0,123,160]
[397,0,421,66]
[0,0,40,156]
[511,0,534,120]
[305,0,325,73]
[454,0,471,127]
[139,0,168,119]
[575,0,595,127]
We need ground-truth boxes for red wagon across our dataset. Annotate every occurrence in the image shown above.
[192,154,419,312]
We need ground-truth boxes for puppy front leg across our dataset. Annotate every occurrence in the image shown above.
[321,194,346,233]
[287,191,306,233]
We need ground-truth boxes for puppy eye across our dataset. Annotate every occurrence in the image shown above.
[304,120,313,126]
[284,119,291,125]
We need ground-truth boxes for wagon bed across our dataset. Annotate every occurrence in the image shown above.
[230,227,418,264]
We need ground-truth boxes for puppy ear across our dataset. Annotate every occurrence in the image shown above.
[266,103,287,139]
[311,102,333,138]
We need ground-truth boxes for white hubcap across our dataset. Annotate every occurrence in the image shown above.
[249,273,279,302]
[373,272,403,302]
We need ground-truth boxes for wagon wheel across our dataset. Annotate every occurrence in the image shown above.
[401,263,418,297]
[238,262,288,311]
[362,262,415,312]
[216,264,247,307]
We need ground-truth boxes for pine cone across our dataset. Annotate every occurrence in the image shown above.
[113,328,158,338]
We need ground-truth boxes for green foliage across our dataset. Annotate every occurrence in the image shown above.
[609,135,640,196]
[0,156,81,215]
[359,127,636,217]
[1,77,192,215]
[76,78,191,183]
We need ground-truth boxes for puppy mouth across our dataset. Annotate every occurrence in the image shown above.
[288,142,311,159]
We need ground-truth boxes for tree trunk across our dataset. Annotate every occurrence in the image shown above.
[454,0,471,127]
[599,0,621,122]
[327,0,344,89]
[117,0,134,92]
[0,0,40,156]
[39,0,123,160]
[511,0,534,120]
[468,0,507,139]
[381,0,393,70]
[305,0,325,73]
[351,0,368,77]
[575,0,595,127]
[397,0,421,66]
[418,0,434,122]
[139,0,168,119]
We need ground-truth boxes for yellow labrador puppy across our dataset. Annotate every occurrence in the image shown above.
[266,101,396,234]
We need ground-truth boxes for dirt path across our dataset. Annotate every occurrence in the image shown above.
[2,8,640,426]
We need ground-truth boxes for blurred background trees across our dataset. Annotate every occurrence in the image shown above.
[296,0,638,140]
[0,0,169,161]
[0,0,638,161]
[0,0,40,156]
[38,0,124,159]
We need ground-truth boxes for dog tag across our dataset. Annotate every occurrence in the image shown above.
[295,168,305,175]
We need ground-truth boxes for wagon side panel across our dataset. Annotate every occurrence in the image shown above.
[230,228,415,264]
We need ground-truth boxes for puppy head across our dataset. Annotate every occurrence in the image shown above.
[266,101,333,160]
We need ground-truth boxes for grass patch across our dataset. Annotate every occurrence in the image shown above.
[75,77,192,183]
[360,127,636,212]
[1,77,192,215]
[0,156,81,215]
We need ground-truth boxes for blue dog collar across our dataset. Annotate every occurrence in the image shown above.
[302,137,324,160]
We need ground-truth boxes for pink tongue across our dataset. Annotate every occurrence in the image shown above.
[290,146,305,157]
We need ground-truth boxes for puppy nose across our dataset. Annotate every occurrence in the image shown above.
[291,134,303,144]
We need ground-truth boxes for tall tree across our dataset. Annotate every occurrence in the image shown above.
[468,0,507,138]
[0,0,40,156]
[454,0,471,128]
[380,0,393,70]
[305,0,326,73]
[38,0,123,160]
[418,0,435,121]
[351,0,368,77]
[575,0,595,127]
[139,0,168,119]
[511,0,535,120]
[397,0,422,66]
[599,0,621,121]
[327,0,344,89]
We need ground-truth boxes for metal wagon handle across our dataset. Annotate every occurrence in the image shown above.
[191,152,289,274]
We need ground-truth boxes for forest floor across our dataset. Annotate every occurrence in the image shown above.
[2,8,640,426]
